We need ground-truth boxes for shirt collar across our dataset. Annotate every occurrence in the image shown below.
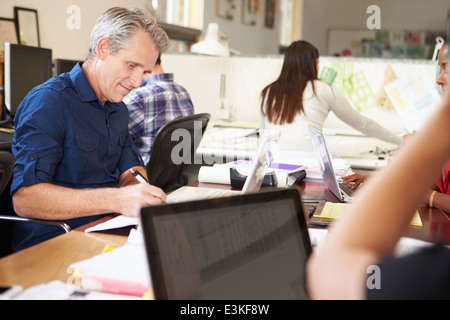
[69,63,99,103]
[69,62,122,110]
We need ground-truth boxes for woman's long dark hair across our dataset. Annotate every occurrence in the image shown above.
[261,40,319,125]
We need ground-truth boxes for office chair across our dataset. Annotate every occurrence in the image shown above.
[0,151,71,257]
[146,113,211,193]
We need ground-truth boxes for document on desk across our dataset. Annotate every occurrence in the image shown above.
[85,188,241,233]
[14,280,144,300]
[85,215,140,233]
[313,202,423,227]
[68,229,152,298]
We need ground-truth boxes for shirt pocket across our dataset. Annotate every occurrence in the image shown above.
[76,135,99,152]
[74,135,100,180]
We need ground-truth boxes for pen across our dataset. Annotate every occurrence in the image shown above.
[308,204,317,219]
[130,168,148,184]
[130,169,167,205]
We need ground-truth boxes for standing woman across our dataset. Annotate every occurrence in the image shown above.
[260,40,403,151]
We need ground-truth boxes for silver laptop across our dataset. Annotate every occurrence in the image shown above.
[166,130,280,203]
[308,124,353,203]
[140,188,312,300]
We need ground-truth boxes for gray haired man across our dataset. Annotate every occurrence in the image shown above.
[11,7,170,251]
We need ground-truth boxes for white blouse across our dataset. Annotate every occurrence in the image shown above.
[260,80,403,151]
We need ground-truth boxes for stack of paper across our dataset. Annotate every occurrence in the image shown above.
[14,281,143,300]
[67,229,153,298]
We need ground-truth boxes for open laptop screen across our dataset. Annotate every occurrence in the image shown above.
[308,124,344,202]
[140,188,311,300]
[242,129,280,194]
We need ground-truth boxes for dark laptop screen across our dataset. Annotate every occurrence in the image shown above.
[140,188,311,300]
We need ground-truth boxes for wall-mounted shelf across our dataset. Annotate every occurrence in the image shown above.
[158,22,201,51]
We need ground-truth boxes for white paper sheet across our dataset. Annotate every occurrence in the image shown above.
[85,215,139,233]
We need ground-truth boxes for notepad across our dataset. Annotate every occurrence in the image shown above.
[314,202,423,227]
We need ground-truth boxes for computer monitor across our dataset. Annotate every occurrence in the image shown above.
[54,59,83,76]
[3,43,52,120]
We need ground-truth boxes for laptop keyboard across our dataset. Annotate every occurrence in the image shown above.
[339,183,354,196]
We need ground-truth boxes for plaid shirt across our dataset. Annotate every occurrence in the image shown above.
[124,73,194,165]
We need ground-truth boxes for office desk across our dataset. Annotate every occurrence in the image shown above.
[1,178,449,291]
[0,221,129,289]
[293,176,450,245]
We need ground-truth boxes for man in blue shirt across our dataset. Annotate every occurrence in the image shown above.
[124,55,195,165]
[11,7,170,251]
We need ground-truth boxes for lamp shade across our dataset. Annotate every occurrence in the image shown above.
[191,23,230,57]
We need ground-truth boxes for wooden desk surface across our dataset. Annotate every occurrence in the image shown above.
[1,177,449,290]
[0,229,128,289]
[295,176,450,245]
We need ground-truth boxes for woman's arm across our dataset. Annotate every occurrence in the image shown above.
[307,88,450,299]
[421,189,450,214]
[323,84,403,145]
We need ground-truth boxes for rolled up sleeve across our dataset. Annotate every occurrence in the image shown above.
[11,89,64,195]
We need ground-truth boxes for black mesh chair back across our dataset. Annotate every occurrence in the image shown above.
[0,151,71,257]
[146,113,210,193]
[0,152,14,257]
[0,151,13,196]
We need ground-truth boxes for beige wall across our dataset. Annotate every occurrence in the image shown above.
[1,0,147,60]
[302,0,449,55]
[0,0,281,58]
[2,0,447,58]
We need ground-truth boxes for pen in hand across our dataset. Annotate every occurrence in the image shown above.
[130,168,148,184]
[130,169,167,204]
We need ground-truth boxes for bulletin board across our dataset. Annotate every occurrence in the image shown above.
[327,28,446,59]
[327,29,375,57]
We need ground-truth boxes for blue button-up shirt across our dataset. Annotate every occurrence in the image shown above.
[10,63,144,251]
[12,63,143,194]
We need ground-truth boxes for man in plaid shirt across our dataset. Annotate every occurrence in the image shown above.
[124,55,194,165]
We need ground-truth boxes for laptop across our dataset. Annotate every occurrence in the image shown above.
[166,130,280,203]
[308,124,354,203]
[140,188,312,300]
